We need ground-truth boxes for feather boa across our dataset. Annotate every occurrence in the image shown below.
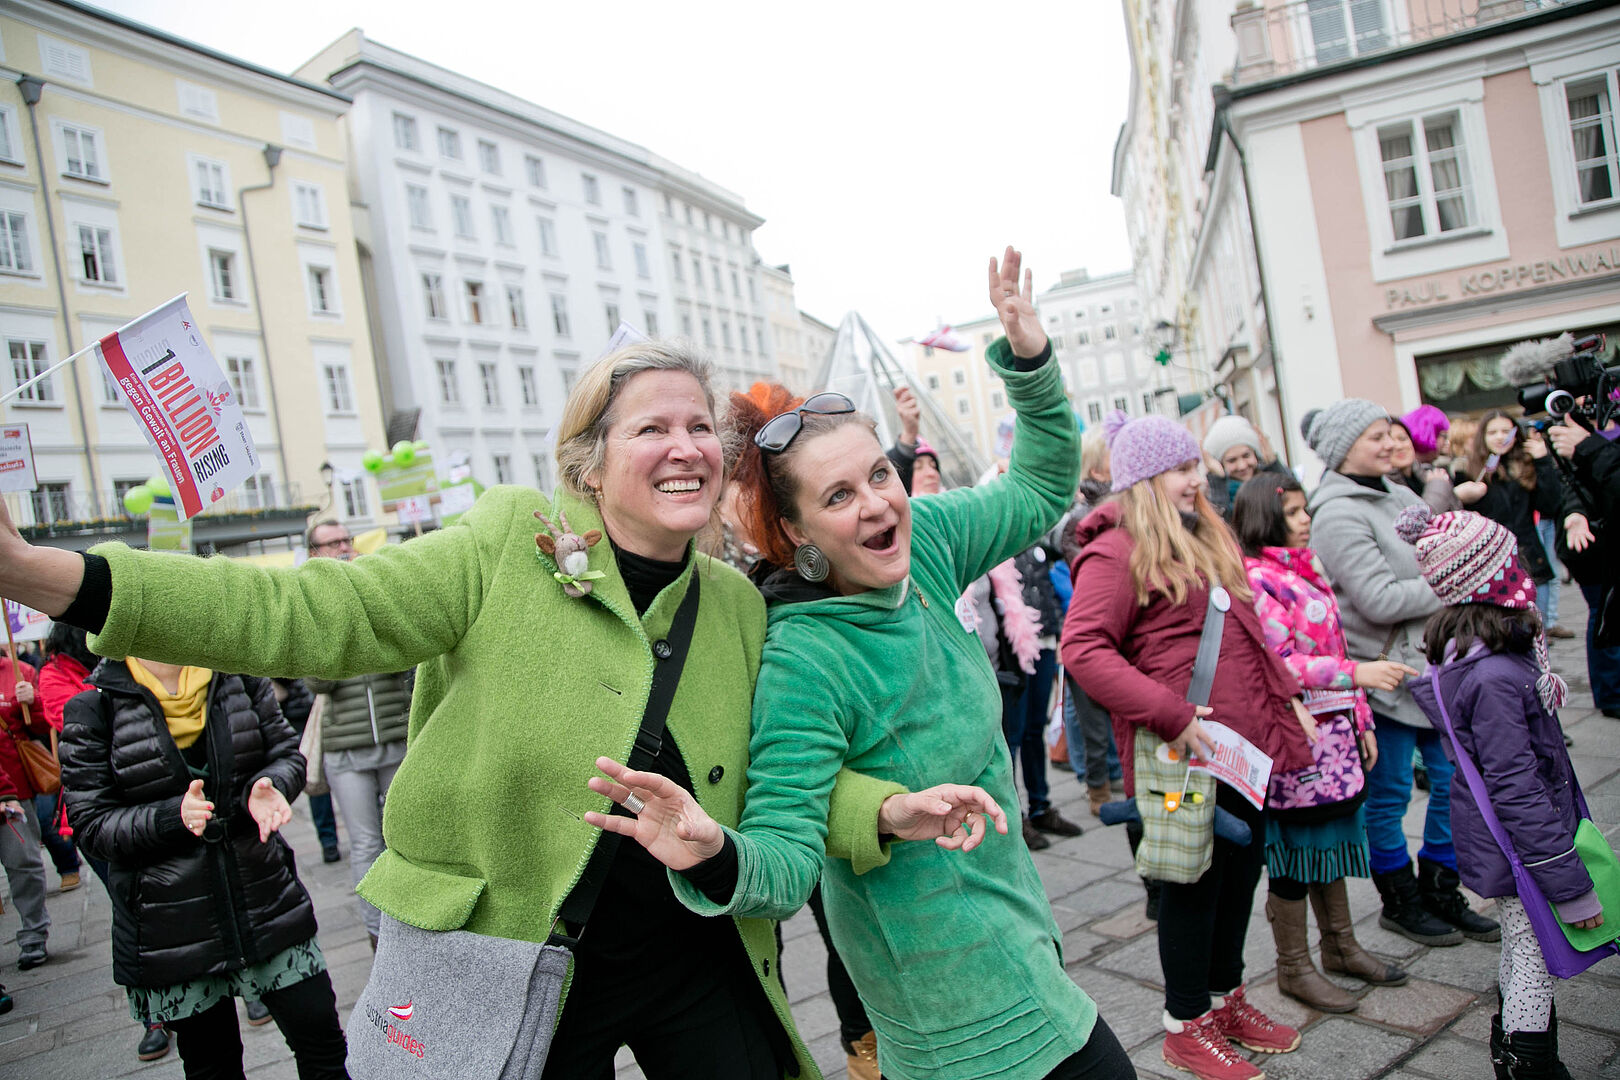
[988,558,1041,675]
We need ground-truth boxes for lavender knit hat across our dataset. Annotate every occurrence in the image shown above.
[1104,410,1201,492]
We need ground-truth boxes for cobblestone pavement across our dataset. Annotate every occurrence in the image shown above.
[3,591,1617,1079]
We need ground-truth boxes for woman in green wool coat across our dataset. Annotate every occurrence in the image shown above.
[588,250,1136,1080]
[0,339,993,1079]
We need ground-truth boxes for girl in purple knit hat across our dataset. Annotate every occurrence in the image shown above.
[1404,506,1609,1080]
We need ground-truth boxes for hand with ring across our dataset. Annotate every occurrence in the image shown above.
[181,778,214,837]
[876,784,1009,852]
[585,757,725,870]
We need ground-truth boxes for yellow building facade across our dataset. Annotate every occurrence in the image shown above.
[0,0,389,547]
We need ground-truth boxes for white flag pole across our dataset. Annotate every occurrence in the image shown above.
[0,339,100,405]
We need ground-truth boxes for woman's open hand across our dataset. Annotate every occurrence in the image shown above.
[878,784,1009,852]
[1169,708,1216,762]
[988,246,1045,360]
[1566,514,1594,552]
[247,777,292,842]
[181,778,214,837]
[1454,480,1487,505]
[586,757,724,871]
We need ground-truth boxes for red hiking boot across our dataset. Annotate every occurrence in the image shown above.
[1162,1011,1263,1080]
[1212,984,1301,1054]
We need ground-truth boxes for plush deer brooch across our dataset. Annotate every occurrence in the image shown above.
[535,510,605,597]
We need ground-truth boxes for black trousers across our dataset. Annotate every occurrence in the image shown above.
[167,969,348,1080]
[808,883,874,1046]
[1044,1017,1136,1079]
[1155,785,1267,1020]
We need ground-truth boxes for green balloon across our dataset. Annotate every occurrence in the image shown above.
[146,474,170,497]
[392,440,416,466]
[123,486,154,515]
[362,450,385,473]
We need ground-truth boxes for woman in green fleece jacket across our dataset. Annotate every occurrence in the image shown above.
[0,339,987,1080]
[587,250,1135,1080]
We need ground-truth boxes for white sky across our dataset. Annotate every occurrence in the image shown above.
[97,0,1134,342]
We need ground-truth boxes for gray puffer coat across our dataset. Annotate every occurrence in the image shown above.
[1308,470,1442,728]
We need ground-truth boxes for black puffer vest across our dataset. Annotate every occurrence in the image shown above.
[60,662,315,988]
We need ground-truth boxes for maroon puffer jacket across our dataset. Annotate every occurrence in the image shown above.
[1059,503,1312,796]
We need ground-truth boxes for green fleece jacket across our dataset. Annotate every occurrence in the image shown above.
[674,338,1093,1080]
[88,487,901,1079]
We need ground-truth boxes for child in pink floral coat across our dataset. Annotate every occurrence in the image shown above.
[1233,475,1414,1013]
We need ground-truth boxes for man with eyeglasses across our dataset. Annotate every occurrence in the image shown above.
[302,520,413,951]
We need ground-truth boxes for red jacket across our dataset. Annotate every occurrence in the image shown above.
[37,654,91,732]
[0,655,45,800]
[1059,503,1312,796]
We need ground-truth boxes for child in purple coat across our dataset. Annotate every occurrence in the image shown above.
[1403,507,1603,1080]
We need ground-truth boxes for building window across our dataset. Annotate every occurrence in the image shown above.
[31,483,72,524]
[392,112,419,152]
[0,212,31,273]
[622,187,639,216]
[1378,112,1474,241]
[464,280,485,324]
[423,273,447,320]
[406,184,433,229]
[437,126,461,159]
[317,362,351,413]
[193,158,230,209]
[581,173,600,204]
[740,322,750,354]
[293,182,327,228]
[341,477,369,518]
[550,293,571,337]
[208,249,237,301]
[1087,400,1103,424]
[956,396,970,416]
[525,155,547,188]
[1566,73,1618,205]
[538,217,558,256]
[605,302,620,333]
[101,365,121,403]
[451,195,475,239]
[532,452,552,489]
[436,359,460,405]
[113,478,145,511]
[1077,329,1090,345]
[925,373,940,391]
[756,326,766,354]
[711,261,723,291]
[477,139,501,175]
[692,256,703,284]
[226,356,260,409]
[633,242,650,279]
[721,321,732,349]
[748,276,758,304]
[1103,325,1117,340]
[1113,394,1129,413]
[702,318,714,346]
[480,362,501,406]
[491,205,514,245]
[644,310,659,337]
[991,391,1005,409]
[491,453,512,484]
[307,265,335,313]
[1142,391,1156,415]
[670,248,684,280]
[240,473,277,510]
[952,368,966,387]
[8,340,52,403]
[77,225,116,283]
[519,365,539,406]
[730,270,741,297]
[507,285,527,329]
[59,124,104,181]
[561,368,579,395]
[593,231,612,270]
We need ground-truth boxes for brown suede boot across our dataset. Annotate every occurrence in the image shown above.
[1266,893,1357,1012]
[1309,879,1408,985]
[1087,784,1111,817]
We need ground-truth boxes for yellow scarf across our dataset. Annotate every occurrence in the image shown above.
[126,659,212,749]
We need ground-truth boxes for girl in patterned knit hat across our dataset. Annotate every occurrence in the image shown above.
[1403,505,1611,1080]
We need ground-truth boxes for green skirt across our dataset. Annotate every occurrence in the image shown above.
[127,937,327,1023]
[1264,805,1370,883]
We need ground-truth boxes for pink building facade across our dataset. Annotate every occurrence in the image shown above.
[1215,0,1618,472]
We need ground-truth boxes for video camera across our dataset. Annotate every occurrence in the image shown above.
[1505,332,1619,430]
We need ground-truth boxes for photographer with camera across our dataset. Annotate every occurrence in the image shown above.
[1503,332,1620,713]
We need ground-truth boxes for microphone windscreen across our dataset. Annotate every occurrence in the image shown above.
[1500,333,1574,385]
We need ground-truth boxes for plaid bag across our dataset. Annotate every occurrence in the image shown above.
[1133,731,1216,884]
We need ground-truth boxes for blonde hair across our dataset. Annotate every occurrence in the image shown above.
[1117,475,1252,607]
[554,340,715,497]
[1080,430,1109,482]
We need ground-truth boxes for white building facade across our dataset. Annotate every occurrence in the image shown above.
[295,31,775,492]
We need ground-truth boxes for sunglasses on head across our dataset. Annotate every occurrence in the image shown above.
[753,392,856,453]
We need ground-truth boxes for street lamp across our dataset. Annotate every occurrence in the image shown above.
[318,461,335,516]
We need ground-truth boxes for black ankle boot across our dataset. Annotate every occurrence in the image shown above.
[1491,1012,1512,1080]
[1417,856,1501,942]
[1372,861,1463,945]
[1499,1005,1574,1080]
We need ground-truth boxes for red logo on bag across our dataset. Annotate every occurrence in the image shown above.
[366,1004,427,1058]
[388,1001,414,1022]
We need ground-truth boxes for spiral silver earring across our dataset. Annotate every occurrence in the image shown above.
[794,543,829,582]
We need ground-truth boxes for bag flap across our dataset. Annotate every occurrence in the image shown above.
[1563,820,1620,951]
[357,850,486,932]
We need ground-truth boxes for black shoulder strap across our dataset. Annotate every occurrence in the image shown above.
[550,572,702,947]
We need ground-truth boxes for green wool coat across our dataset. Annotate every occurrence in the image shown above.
[88,487,901,1079]
[673,339,1095,1080]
